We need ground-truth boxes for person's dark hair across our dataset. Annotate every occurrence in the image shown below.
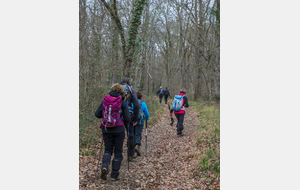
[166,87,168,89]
[121,77,131,84]
[137,92,143,99]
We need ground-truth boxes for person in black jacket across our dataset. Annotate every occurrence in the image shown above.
[95,83,130,181]
[156,86,164,104]
[119,77,139,161]
[164,87,170,104]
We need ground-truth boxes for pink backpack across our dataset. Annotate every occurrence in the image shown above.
[100,95,123,129]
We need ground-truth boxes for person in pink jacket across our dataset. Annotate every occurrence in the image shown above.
[170,88,189,136]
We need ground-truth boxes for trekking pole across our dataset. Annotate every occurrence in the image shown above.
[145,119,147,154]
[127,124,130,171]
[96,133,104,174]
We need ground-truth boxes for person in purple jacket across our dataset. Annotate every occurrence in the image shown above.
[95,83,130,181]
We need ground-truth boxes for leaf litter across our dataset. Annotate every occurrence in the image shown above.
[79,103,220,190]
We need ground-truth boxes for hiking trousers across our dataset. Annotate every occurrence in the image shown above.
[159,95,163,104]
[102,131,125,178]
[175,113,185,134]
[164,96,168,104]
[134,119,144,146]
[125,120,135,157]
[103,131,125,157]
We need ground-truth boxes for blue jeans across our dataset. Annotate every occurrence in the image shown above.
[134,119,144,146]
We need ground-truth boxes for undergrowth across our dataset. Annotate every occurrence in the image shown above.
[79,86,110,157]
[190,101,220,183]
[141,95,164,127]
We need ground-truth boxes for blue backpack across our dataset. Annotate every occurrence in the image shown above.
[172,95,185,111]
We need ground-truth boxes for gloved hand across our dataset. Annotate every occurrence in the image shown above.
[170,117,174,126]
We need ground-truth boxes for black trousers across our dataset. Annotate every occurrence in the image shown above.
[159,95,163,104]
[102,131,125,178]
[175,114,185,134]
[103,131,125,158]
[125,120,135,157]
[164,96,168,104]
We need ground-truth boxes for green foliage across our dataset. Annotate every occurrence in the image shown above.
[191,101,220,179]
[79,86,110,156]
[211,8,220,24]
[211,7,220,33]
[126,0,147,64]
[141,95,164,126]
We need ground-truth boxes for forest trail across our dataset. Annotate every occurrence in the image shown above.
[80,102,202,190]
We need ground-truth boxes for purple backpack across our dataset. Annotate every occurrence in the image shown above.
[100,95,123,129]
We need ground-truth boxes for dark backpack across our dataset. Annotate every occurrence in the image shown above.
[100,95,123,129]
[159,88,164,95]
[164,89,169,96]
[122,84,134,114]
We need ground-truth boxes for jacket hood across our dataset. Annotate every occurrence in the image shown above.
[109,91,125,99]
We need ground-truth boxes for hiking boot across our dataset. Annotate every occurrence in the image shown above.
[133,152,138,158]
[134,145,141,156]
[128,156,133,162]
[100,168,109,180]
[111,176,120,181]
[179,133,185,136]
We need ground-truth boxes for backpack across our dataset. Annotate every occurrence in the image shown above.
[164,89,169,96]
[172,95,185,111]
[159,88,164,95]
[101,95,123,129]
[138,100,144,120]
[122,84,134,114]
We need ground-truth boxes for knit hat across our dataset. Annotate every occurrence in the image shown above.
[180,88,187,93]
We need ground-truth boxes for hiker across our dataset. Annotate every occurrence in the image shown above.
[170,88,189,136]
[156,86,164,104]
[164,87,170,104]
[94,83,130,181]
[133,92,149,157]
[119,77,139,161]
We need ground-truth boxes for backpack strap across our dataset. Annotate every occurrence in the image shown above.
[127,85,133,94]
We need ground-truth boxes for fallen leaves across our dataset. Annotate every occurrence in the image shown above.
[79,104,220,190]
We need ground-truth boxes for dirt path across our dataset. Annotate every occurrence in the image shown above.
[80,103,201,190]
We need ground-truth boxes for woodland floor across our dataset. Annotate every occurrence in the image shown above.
[79,102,220,190]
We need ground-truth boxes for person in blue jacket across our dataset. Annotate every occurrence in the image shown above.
[133,91,150,157]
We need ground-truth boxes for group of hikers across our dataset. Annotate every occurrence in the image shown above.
[156,86,170,104]
[94,77,189,181]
